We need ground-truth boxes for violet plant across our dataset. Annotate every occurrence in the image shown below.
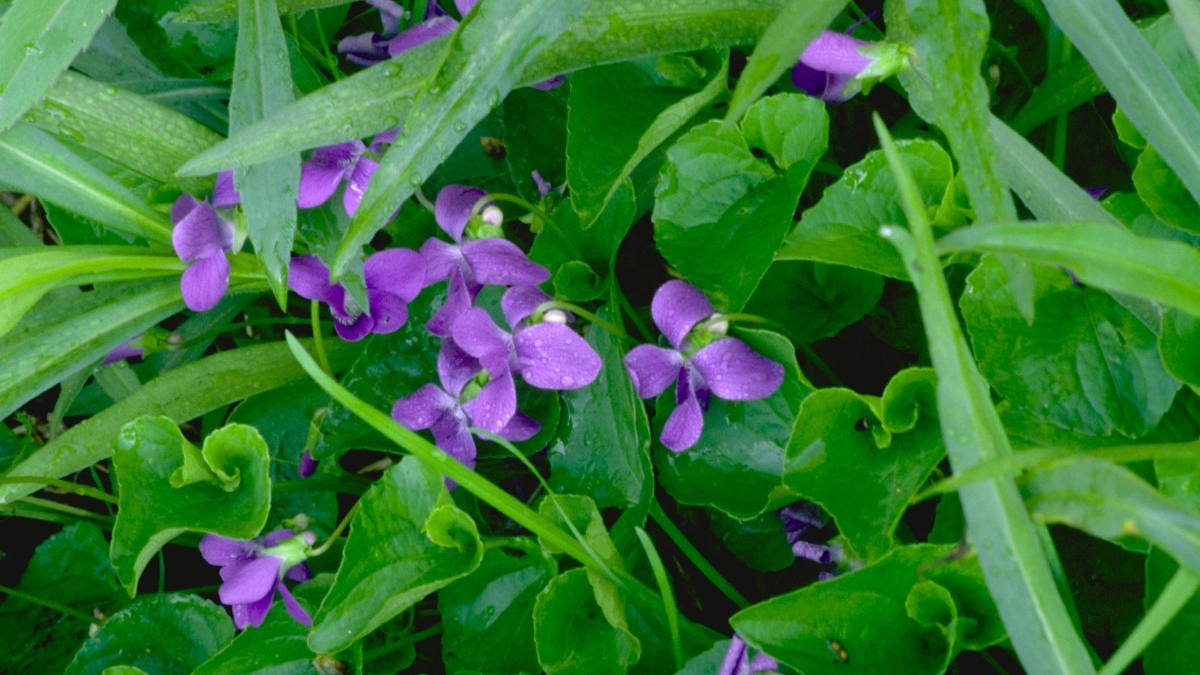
[3,1,1200,674]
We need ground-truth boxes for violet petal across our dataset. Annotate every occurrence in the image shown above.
[529,75,566,90]
[234,591,274,630]
[462,369,517,433]
[434,184,487,242]
[365,287,409,335]
[342,156,378,217]
[365,248,427,303]
[199,534,257,566]
[212,170,241,207]
[462,238,550,287]
[172,199,233,261]
[651,280,714,349]
[660,386,705,452]
[181,254,230,312]
[452,307,514,377]
[624,345,685,399]
[455,0,476,16]
[431,413,476,470]
[392,383,455,431]
[333,312,374,342]
[691,338,784,400]
[219,556,281,605]
[284,560,312,583]
[514,323,600,390]
[386,14,458,56]
[297,141,364,208]
[798,31,872,75]
[288,254,334,302]
[438,338,482,398]
[298,451,318,478]
[502,284,552,329]
[261,528,297,548]
[370,128,399,152]
[419,237,465,286]
[171,194,199,226]
[499,410,540,442]
[425,269,475,338]
[276,579,313,626]
[718,635,749,675]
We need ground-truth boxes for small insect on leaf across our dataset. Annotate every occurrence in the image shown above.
[480,136,506,159]
[828,638,850,664]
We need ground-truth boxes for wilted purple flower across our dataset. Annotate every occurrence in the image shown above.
[199,529,316,630]
[719,635,779,675]
[778,503,843,573]
[420,184,549,336]
[297,129,398,217]
[288,248,426,342]
[792,30,908,102]
[623,281,784,452]
[172,195,234,312]
[392,339,539,479]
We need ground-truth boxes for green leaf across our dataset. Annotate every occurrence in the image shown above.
[334,0,591,278]
[962,258,1181,437]
[112,0,237,81]
[176,0,786,175]
[743,260,883,345]
[731,544,990,674]
[176,0,352,22]
[25,70,221,194]
[503,85,568,201]
[0,277,184,421]
[937,221,1200,317]
[1023,457,1200,577]
[567,53,728,227]
[0,0,118,134]
[110,417,272,594]
[0,338,357,505]
[1008,56,1107,135]
[440,548,555,675]
[230,0,299,306]
[654,95,827,310]
[549,314,651,510]
[1161,308,1200,391]
[784,368,945,561]
[1040,0,1200,208]
[308,456,483,653]
[1143,449,1200,675]
[64,594,234,675]
[531,181,636,304]
[533,568,639,675]
[0,123,173,243]
[989,115,1120,226]
[778,139,954,279]
[0,523,126,675]
[874,117,1096,673]
[1134,144,1200,235]
[655,328,812,519]
[722,0,849,125]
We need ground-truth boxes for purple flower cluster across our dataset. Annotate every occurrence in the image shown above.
[199,528,315,630]
[624,281,784,452]
[388,185,601,478]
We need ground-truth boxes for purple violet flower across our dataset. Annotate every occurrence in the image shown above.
[298,451,318,479]
[199,529,316,630]
[778,503,843,574]
[288,248,426,342]
[623,280,785,452]
[452,285,601,395]
[392,339,539,480]
[719,635,780,675]
[420,184,550,336]
[791,30,908,102]
[296,129,398,217]
[172,194,235,312]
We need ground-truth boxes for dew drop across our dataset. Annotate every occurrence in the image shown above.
[452,120,468,133]
[23,43,42,56]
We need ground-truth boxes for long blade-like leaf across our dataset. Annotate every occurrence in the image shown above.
[0,0,118,134]
[874,115,1096,675]
[333,0,590,278]
[937,222,1200,316]
[1040,0,1200,206]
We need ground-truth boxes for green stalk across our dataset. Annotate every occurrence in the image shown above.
[1098,567,1198,675]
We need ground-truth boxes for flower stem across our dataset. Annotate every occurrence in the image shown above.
[613,283,654,343]
[362,623,443,662]
[648,500,750,609]
[309,500,361,558]
[540,301,630,344]
[311,300,334,377]
[0,584,98,623]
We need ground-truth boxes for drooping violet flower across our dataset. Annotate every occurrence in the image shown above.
[792,30,908,102]
[452,285,601,398]
[288,248,426,342]
[778,503,844,575]
[719,635,780,675]
[199,529,316,630]
[296,129,398,217]
[298,451,318,479]
[420,184,549,336]
[392,339,539,480]
[623,280,784,452]
[172,195,234,312]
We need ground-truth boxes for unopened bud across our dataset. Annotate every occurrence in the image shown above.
[543,309,568,324]
[480,205,504,226]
